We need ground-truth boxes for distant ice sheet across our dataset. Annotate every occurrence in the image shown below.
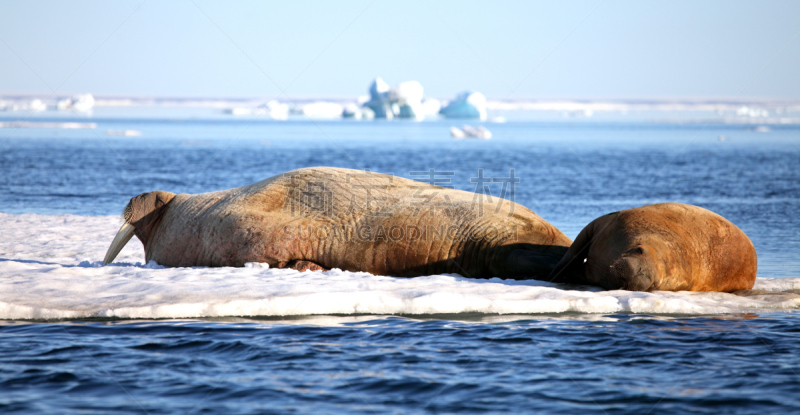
[0,213,797,320]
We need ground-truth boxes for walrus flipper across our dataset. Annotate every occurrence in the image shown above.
[279,260,328,272]
[503,248,567,280]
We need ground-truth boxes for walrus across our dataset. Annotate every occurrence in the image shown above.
[547,203,757,292]
[103,167,572,279]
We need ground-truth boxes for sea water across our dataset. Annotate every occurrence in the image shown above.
[1,113,799,413]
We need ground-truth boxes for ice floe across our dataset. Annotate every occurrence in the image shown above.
[1,98,47,112]
[450,124,492,139]
[0,121,97,129]
[226,100,289,120]
[105,129,142,137]
[0,212,798,320]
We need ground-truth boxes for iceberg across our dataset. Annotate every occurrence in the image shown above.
[361,78,431,121]
[0,98,48,112]
[363,78,393,119]
[341,103,361,119]
[0,100,19,112]
[227,107,256,115]
[363,77,394,119]
[225,100,289,120]
[391,81,425,121]
[440,91,487,121]
[72,94,95,112]
[392,81,424,103]
[360,106,375,120]
[369,77,390,99]
[56,94,95,112]
[28,99,47,112]
[302,101,344,119]
[421,98,442,116]
[56,98,71,111]
[265,100,289,120]
[342,103,375,120]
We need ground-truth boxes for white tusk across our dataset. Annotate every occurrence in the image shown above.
[103,222,136,265]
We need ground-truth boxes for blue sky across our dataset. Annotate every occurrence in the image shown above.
[0,0,798,99]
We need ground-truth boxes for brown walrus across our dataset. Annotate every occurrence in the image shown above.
[547,203,757,292]
[103,167,572,279]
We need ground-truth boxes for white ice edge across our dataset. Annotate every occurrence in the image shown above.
[0,212,798,320]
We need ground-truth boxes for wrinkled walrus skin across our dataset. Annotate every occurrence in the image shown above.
[547,203,757,292]
[109,167,572,279]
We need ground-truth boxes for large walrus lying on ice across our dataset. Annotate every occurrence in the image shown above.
[103,167,573,279]
[548,203,757,292]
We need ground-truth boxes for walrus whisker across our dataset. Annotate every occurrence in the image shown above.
[122,201,133,224]
[103,222,135,265]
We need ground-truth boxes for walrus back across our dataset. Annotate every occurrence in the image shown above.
[611,203,757,291]
[255,167,571,277]
[147,167,571,277]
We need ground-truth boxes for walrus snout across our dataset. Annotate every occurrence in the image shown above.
[609,251,654,291]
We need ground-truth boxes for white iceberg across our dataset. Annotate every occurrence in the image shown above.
[421,98,442,116]
[227,100,289,119]
[72,94,95,112]
[363,78,394,120]
[361,78,432,121]
[28,99,47,112]
[342,103,362,119]
[360,106,375,120]
[369,77,390,99]
[737,106,769,118]
[391,81,424,103]
[56,98,72,111]
[227,107,255,115]
[1,98,48,112]
[302,101,344,119]
[0,100,19,112]
[265,100,289,120]
[391,81,425,120]
[57,94,95,112]
[440,91,487,121]
[342,103,375,120]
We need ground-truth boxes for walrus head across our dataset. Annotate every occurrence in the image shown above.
[103,190,176,265]
[580,245,659,291]
[607,246,657,291]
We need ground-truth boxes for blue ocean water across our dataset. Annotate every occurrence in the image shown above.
[1,115,800,413]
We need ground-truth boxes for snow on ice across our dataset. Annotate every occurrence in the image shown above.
[0,212,798,320]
